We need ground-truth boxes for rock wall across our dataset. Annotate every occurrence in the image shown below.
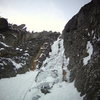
[63,0,100,100]
[0,18,60,78]
[0,18,8,30]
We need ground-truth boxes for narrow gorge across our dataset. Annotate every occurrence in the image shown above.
[0,0,100,100]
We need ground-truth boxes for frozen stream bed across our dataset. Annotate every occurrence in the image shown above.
[0,37,83,100]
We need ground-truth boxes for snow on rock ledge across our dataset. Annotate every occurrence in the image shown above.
[83,41,93,66]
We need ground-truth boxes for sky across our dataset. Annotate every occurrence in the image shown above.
[0,0,91,32]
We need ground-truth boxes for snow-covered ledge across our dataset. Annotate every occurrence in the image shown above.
[83,41,93,66]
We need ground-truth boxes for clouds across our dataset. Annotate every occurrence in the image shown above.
[0,0,91,32]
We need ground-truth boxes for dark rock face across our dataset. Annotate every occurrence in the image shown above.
[0,20,60,79]
[63,0,100,100]
[0,18,8,30]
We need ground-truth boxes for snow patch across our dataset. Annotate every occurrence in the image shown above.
[93,34,96,39]
[91,30,94,35]
[24,53,29,56]
[88,32,90,36]
[0,42,10,47]
[3,61,7,65]
[16,48,20,50]
[1,67,4,69]
[85,28,88,31]
[0,34,5,39]
[9,59,22,69]
[97,38,100,41]
[83,41,93,65]
[0,63,4,66]
[0,48,4,51]
[25,50,28,52]
[20,49,23,51]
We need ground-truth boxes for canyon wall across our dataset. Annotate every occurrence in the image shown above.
[63,0,100,100]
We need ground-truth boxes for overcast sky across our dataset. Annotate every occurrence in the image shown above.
[0,0,91,32]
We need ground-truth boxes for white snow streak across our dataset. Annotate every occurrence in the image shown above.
[8,59,22,69]
[83,41,93,65]
[0,48,4,51]
[0,42,10,47]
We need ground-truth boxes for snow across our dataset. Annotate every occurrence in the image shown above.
[8,58,22,69]
[93,34,96,39]
[0,63,4,66]
[25,50,28,52]
[39,53,45,58]
[16,48,20,50]
[0,48,4,51]
[1,67,4,69]
[0,71,38,100]
[39,82,83,100]
[97,38,100,41]
[0,34,5,39]
[0,42,10,47]
[0,72,82,100]
[37,38,70,82]
[0,37,83,100]
[12,34,17,38]
[3,61,7,65]
[20,49,23,51]
[16,48,23,51]
[83,41,93,65]
[85,28,88,31]
[88,32,90,36]
[91,30,94,35]
[24,53,29,56]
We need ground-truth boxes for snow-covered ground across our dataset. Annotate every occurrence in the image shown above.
[0,71,38,100]
[0,37,83,100]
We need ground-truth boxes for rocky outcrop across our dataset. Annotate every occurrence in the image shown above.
[0,18,8,30]
[0,18,60,78]
[63,0,100,100]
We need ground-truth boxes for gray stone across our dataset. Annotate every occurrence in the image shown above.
[0,18,8,30]
[63,0,100,100]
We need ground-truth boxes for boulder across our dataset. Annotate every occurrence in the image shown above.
[0,18,8,30]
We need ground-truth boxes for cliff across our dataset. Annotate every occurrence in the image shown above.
[0,18,60,78]
[63,0,100,100]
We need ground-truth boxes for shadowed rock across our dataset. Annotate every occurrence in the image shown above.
[0,19,60,79]
[0,18,8,31]
[63,0,100,100]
